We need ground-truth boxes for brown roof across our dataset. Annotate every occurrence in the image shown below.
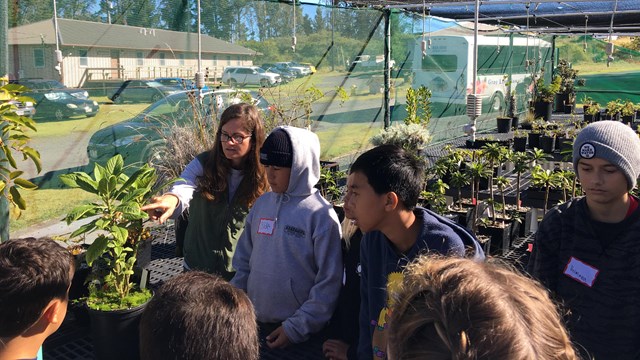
[8,18,257,55]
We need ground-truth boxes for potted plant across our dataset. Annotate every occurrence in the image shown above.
[513,130,528,152]
[621,100,635,124]
[584,102,601,123]
[554,59,578,113]
[317,166,347,220]
[534,75,561,121]
[61,154,176,360]
[481,143,509,222]
[604,99,622,121]
[528,118,546,149]
[539,129,556,154]
[526,165,563,214]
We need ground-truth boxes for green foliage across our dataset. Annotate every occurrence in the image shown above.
[61,155,177,310]
[318,167,347,203]
[555,59,579,97]
[370,123,432,156]
[606,99,623,115]
[535,75,562,102]
[621,100,636,117]
[0,83,40,222]
[404,85,432,126]
[421,179,449,215]
[584,103,601,115]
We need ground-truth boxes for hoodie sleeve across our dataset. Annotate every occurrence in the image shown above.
[282,221,343,344]
[230,210,255,292]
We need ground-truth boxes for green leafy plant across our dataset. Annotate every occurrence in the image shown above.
[61,155,177,310]
[510,151,530,211]
[405,85,432,127]
[421,179,449,215]
[0,82,41,224]
[584,103,601,116]
[605,99,623,116]
[621,100,636,117]
[535,75,562,103]
[555,59,579,102]
[370,123,432,157]
[530,165,563,214]
[318,167,347,204]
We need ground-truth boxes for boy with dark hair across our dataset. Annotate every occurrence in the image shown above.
[528,120,640,359]
[0,237,74,360]
[344,144,485,359]
[231,126,342,354]
[139,271,259,360]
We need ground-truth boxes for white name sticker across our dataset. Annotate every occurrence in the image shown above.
[563,257,599,287]
[258,218,275,235]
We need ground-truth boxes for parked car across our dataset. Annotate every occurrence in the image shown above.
[154,77,210,91]
[260,65,296,83]
[87,89,273,166]
[2,98,36,118]
[28,91,99,120]
[274,62,311,77]
[13,78,90,99]
[294,62,317,74]
[221,66,281,88]
[110,80,183,103]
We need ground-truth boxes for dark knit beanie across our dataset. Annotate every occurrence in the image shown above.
[260,129,293,168]
[573,120,640,190]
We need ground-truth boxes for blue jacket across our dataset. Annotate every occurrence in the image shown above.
[357,207,485,359]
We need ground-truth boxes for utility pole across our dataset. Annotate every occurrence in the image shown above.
[0,0,9,241]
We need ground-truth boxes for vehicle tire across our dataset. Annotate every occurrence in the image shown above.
[260,79,269,88]
[489,92,503,113]
[150,93,162,103]
[54,109,65,121]
[228,79,238,88]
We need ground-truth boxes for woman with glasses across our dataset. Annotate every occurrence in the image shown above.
[142,103,269,279]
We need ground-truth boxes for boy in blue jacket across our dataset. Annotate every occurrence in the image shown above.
[231,126,342,353]
[343,145,485,360]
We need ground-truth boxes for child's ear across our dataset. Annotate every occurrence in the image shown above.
[384,192,399,211]
[42,299,66,326]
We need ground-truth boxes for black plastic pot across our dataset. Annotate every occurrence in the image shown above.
[513,136,527,152]
[540,135,555,153]
[511,116,519,130]
[534,101,553,121]
[477,222,513,256]
[528,132,541,149]
[496,117,512,133]
[88,301,147,360]
[622,115,634,124]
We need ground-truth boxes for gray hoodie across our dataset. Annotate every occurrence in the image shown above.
[231,126,343,344]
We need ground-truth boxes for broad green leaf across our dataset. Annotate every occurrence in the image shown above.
[111,226,128,245]
[86,236,109,266]
[3,145,16,168]
[59,173,80,188]
[13,178,37,190]
[65,204,101,223]
[74,174,99,193]
[22,147,41,173]
[105,155,124,177]
[93,163,105,183]
[9,170,23,180]
[69,221,98,238]
[97,177,109,196]
[9,186,26,210]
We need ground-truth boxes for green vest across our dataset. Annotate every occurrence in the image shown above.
[182,154,248,280]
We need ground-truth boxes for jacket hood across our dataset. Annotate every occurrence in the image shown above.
[278,126,321,197]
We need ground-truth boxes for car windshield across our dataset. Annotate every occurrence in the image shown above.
[46,80,66,89]
[255,68,267,73]
[145,81,165,88]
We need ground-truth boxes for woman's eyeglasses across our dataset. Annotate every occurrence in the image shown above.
[220,132,252,144]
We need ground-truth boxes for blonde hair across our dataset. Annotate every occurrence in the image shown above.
[388,256,578,360]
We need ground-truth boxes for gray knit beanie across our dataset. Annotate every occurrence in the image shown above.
[573,120,640,190]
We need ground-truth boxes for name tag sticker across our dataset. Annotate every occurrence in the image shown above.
[563,257,599,287]
[258,218,275,235]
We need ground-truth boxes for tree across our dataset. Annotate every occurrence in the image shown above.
[101,0,160,28]
[57,0,97,21]
[9,0,53,26]
[313,6,325,33]
[159,0,194,32]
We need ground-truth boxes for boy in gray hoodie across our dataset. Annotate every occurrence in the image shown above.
[231,126,343,353]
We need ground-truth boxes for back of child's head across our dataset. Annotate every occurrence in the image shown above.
[350,145,425,210]
[0,237,74,339]
[388,255,578,360]
[139,271,259,360]
[573,120,640,190]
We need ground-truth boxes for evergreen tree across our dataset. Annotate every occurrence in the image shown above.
[159,0,194,32]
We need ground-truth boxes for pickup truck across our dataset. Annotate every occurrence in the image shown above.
[350,55,396,70]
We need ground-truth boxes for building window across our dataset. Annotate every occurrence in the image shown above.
[136,51,143,66]
[33,48,45,68]
[213,54,217,66]
[79,49,88,67]
[160,53,166,66]
[179,54,185,66]
[226,55,231,65]
[237,55,241,65]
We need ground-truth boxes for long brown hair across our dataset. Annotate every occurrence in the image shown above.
[198,103,268,207]
[388,256,578,360]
